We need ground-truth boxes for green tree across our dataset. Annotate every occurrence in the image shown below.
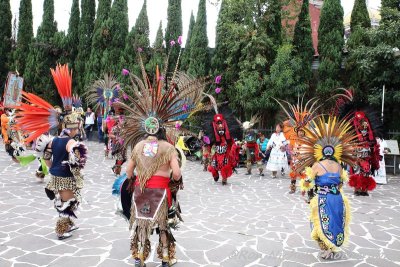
[264,0,282,50]
[0,0,12,81]
[263,44,301,104]
[180,11,195,71]
[65,0,80,70]
[165,0,182,70]
[12,0,33,76]
[24,0,58,102]
[188,0,209,76]
[292,0,314,95]
[146,21,166,73]
[317,0,344,97]
[85,0,111,85]
[101,0,129,75]
[346,0,371,96]
[75,0,95,94]
[121,0,150,77]
[381,0,400,23]
[350,0,371,30]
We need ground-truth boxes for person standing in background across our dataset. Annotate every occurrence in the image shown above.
[266,123,289,178]
[84,107,95,141]
[96,108,104,143]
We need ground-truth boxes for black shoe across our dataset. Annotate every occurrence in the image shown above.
[222,180,227,185]
[214,176,219,182]
[246,171,251,175]
[354,191,361,196]
[260,173,264,177]
[161,261,169,267]
[57,233,72,240]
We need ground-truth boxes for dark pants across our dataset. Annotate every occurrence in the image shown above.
[85,124,93,140]
[97,121,104,142]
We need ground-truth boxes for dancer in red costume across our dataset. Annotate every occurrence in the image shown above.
[208,114,235,185]
[348,111,380,196]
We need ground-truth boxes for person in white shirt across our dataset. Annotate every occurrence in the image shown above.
[266,123,289,178]
[84,107,95,141]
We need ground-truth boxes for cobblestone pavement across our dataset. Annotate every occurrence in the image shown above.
[0,141,400,267]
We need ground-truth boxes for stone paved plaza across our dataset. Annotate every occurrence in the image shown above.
[0,141,400,267]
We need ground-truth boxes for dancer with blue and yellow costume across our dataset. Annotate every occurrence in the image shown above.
[296,116,359,259]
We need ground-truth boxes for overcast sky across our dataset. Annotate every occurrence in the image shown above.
[10,0,381,48]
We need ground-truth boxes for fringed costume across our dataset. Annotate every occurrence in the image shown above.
[110,116,127,175]
[295,116,359,259]
[13,64,88,240]
[115,46,208,266]
[242,116,264,176]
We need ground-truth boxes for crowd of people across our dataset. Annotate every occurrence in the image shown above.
[0,48,389,266]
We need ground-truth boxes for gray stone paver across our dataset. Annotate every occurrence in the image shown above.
[0,142,399,266]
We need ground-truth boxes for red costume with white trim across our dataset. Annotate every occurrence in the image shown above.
[208,114,235,184]
[349,111,380,195]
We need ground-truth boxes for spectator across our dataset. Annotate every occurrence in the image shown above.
[84,107,95,141]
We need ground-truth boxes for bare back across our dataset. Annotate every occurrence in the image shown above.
[312,159,341,177]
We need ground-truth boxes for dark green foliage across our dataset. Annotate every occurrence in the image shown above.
[66,0,80,70]
[121,0,150,77]
[381,0,400,23]
[24,0,58,102]
[84,0,112,86]
[350,0,371,30]
[180,11,195,71]
[12,0,33,76]
[75,0,95,94]
[292,0,314,94]
[317,0,344,97]
[165,0,182,70]
[0,0,12,81]
[101,0,129,76]
[146,21,166,74]
[188,0,209,76]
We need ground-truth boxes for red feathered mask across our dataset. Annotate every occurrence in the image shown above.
[353,111,374,141]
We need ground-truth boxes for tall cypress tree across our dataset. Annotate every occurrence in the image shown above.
[101,0,129,75]
[66,0,80,70]
[180,11,195,71]
[12,0,33,76]
[292,0,314,94]
[188,0,209,76]
[350,0,371,30]
[265,0,282,50]
[75,0,95,94]
[25,0,58,101]
[121,0,149,76]
[165,0,182,70]
[85,0,111,85]
[146,21,166,73]
[0,0,12,82]
[317,0,344,97]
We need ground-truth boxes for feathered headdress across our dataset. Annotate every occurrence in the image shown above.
[51,64,73,111]
[293,116,360,174]
[85,73,121,118]
[13,64,80,143]
[242,115,260,130]
[274,96,321,138]
[114,55,209,148]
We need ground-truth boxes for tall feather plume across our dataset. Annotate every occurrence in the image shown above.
[13,92,59,143]
[84,73,120,117]
[50,64,73,110]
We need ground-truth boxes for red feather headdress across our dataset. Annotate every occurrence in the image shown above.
[51,64,73,111]
[13,92,59,143]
